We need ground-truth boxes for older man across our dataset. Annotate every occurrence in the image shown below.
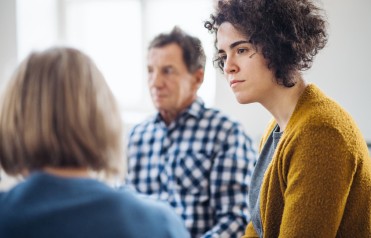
[127,27,256,238]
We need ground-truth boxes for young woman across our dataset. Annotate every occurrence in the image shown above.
[0,47,190,238]
[205,0,371,237]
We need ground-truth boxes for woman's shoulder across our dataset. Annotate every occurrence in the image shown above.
[290,85,359,133]
[283,85,367,157]
[112,187,175,216]
[110,188,190,237]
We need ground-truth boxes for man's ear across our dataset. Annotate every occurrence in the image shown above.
[193,68,204,90]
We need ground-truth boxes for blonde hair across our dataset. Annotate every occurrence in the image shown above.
[0,47,123,178]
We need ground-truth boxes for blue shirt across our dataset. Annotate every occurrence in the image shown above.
[0,172,190,238]
[127,98,257,238]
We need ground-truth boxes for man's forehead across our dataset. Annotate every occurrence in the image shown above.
[149,44,181,57]
[147,46,184,67]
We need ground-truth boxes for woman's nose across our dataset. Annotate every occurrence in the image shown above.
[223,56,238,74]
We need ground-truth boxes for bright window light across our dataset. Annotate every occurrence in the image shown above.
[64,0,144,108]
[16,0,215,125]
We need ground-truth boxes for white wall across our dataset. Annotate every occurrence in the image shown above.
[0,0,18,190]
[214,0,371,143]
[0,0,17,89]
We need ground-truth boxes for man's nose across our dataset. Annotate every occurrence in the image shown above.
[149,71,163,87]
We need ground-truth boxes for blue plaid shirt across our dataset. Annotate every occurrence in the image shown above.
[127,98,256,238]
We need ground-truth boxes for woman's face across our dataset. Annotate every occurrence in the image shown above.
[216,22,277,105]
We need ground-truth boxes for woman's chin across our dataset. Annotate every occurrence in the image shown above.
[234,94,251,104]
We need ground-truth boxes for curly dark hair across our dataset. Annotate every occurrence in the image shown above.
[204,0,328,87]
[149,26,206,73]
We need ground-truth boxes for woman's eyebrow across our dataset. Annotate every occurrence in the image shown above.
[230,40,251,49]
[218,40,251,54]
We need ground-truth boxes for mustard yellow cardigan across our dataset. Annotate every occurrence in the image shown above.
[244,84,371,237]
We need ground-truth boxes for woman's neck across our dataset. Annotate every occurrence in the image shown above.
[264,78,308,132]
[43,167,91,178]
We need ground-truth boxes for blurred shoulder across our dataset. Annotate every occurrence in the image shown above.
[203,106,246,130]
[128,114,158,136]
[112,187,190,237]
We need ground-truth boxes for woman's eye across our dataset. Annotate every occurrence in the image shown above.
[237,48,248,54]
[215,55,226,69]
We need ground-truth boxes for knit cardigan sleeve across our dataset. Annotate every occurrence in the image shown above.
[270,124,357,237]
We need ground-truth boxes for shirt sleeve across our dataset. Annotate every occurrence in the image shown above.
[203,124,257,238]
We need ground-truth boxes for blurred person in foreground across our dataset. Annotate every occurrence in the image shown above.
[126,26,257,238]
[0,46,190,238]
[205,0,371,237]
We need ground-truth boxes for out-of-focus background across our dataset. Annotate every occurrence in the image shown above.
[1,0,370,190]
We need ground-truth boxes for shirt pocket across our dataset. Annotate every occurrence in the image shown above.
[172,152,212,197]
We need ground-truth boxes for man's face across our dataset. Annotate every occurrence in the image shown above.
[147,43,202,117]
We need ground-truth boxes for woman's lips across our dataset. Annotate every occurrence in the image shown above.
[230,79,245,87]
